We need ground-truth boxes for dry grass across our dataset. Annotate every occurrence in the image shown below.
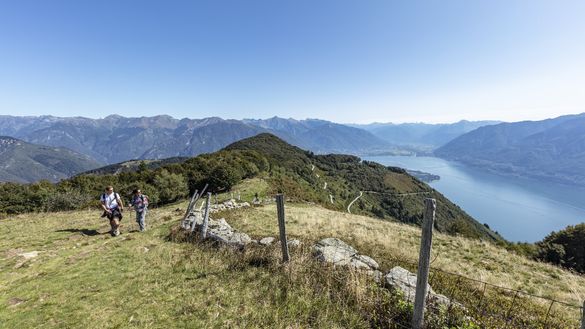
[223,203,585,321]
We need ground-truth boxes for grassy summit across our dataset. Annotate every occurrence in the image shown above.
[0,187,582,328]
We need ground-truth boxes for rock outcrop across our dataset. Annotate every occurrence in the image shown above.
[384,266,451,307]
[184,212,251,249]
[313,238,380,274]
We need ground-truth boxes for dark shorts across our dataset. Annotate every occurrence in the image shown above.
[106,208,123,221]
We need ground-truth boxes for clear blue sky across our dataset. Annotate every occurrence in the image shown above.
[0,0,583,123]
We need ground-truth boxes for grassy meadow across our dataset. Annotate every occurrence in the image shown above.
[1,180,584,328]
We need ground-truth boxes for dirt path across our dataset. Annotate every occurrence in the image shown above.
[347,191,363,214]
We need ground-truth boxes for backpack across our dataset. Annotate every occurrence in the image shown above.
[101,192,121,209]
[139,194,149,207]
[133,194,149,209]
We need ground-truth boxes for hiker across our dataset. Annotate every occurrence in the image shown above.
[100,186,124,236]
[130,188,149,232]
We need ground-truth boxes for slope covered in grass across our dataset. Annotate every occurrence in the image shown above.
[0,205,376,328]
[1,186,583,328]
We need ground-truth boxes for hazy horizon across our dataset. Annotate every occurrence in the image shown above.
[3,111,584,126]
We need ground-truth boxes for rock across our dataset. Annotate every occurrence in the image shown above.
[287,239,301,248]
[18,251,39,260]
[355,254,379,270]
[7,297,25,307]
[313,238,378,271]
[207,230,252,249]
[185,214,251,249]
[384,266,455,308]
[384,266,426,303]
[259,237,275,245]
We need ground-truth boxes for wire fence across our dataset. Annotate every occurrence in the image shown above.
[188,177,584,328]
[387,256,583,328]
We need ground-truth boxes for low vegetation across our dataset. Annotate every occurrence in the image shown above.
[536,223,585,273]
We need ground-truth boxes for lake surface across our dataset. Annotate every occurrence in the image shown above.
[364,156,585,242]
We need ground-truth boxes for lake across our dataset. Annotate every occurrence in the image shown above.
[364,155,585,242]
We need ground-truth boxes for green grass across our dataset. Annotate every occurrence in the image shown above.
[1,182,583,328]
[0,204,384,328]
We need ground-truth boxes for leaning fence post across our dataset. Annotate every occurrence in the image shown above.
[200,192,212,239]
[412,198,436,329]
[581,300,585,329]
[276,194,290,263]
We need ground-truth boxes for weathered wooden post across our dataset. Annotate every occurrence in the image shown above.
[201,192,212,239]
[237,191,241,201]
[412,198,436,329]
[276,194,290,263]
[581,300,585,329]
[183,189,198,225]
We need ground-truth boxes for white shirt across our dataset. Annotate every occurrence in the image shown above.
[101,192,120,210]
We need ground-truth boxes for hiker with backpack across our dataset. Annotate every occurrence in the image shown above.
[100,186,124,236]
[130,188,149,232]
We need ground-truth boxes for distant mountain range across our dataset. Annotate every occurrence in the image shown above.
[0,115,393,167]
[435,113,585,186]
[353,120,501,152]
[0,136,102,183]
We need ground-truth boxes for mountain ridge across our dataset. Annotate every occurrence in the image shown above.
[0,136,103,183]
[0,115,392,166]
[435,113,585,186]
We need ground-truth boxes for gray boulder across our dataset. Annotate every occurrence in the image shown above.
[287,239,301,248]
[384,266,453,307]
[207,230,252,249]
[259,237,275,246]
[186,215,251,249]
[313,238,379,271]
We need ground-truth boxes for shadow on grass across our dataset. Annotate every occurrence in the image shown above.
[55,228,104,236]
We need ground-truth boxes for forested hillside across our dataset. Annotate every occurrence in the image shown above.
[0,136,102,183]
[0,133,501,242]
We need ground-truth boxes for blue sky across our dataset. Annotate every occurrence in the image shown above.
[0,0,583,123]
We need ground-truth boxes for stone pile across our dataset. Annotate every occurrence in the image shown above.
[184,211,252,249]
[312,238,456,309]
[209,199,251,213]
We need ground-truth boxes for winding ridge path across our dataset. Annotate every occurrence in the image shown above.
[347,191,363,214]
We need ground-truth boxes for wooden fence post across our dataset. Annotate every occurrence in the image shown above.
[276,194,290,263]
[200,192,212,239]
[183,190,198,227]
[188,184,209,232]
[412,198,436,329]
[581,300,585,329]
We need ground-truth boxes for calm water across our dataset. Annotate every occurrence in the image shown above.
[364,156,585,242]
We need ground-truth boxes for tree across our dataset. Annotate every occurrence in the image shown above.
[209,165,240,192]
[153,169,188,204]
[536,223,585,273]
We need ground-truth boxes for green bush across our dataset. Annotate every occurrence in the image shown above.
[536,223,585,273]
